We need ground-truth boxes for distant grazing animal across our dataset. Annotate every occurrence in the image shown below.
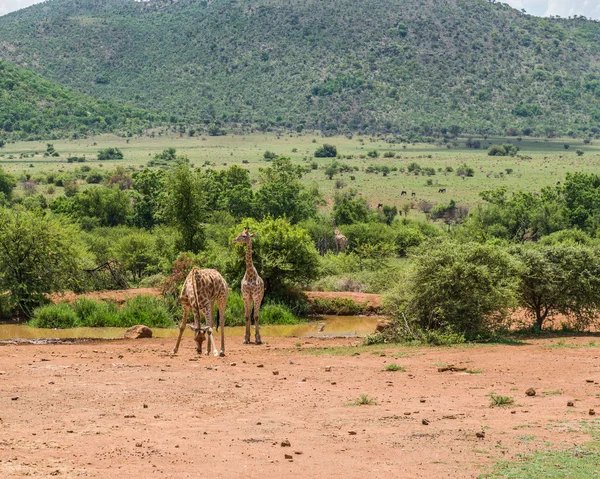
[377,203,383,210]
[332,220,348,253]
[411,192,416,197]
[232,227,265,345]
[438,188,446,193]
[401,190,407,196]
[173,268,227,356]
[556,181,561,185]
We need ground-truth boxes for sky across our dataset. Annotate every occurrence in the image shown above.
[0,0,599,19]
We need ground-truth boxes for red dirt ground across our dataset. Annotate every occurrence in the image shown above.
[2,335,600,478]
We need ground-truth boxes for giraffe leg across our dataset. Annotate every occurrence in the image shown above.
[218,300,226,357]
[173,305,190,354]
[254,295,263,345]
[243,296,252,344]
[204,306,219,356]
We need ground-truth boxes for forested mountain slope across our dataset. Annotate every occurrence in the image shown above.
[2,0,600,136]
[0,60,164,139]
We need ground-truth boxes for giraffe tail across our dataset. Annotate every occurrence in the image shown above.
[215,308,220,331]
[251,303,255,326]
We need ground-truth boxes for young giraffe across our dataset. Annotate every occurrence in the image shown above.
[332,221,348,253]
[172,267,227,356]
[232,228,264,345]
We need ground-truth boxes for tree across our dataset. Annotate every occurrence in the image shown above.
[253,157,321,223]
[71,187,132,228]
[314,144,337,158]
[386,240,520,338]
[163,164,207,253]
[510,244,600,331]
[131,168,165,229]
[576,149,584,156]
[332,191,369,225]
[230,217,320,296]
[325,162,338,180]
[112,231,159,280]
[0,207,87,316]
[97,147,124,161]
[0,167,16,203]
[382,205,397,225]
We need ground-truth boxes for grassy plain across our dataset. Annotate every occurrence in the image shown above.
[2,133,599,208]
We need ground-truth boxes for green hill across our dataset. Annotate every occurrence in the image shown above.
[1,0,600,137]
[0,60,164,139]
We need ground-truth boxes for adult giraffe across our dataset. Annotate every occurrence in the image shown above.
[233,227,265,345]
[172,267,227,356]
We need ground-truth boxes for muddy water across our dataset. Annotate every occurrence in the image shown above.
[0,316,380,341]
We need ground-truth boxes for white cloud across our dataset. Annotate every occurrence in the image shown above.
[505,0,600,19]
[0,1,45,17]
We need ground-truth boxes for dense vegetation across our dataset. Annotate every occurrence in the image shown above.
[1,0,600,137]
[0,60,163,139]
[3,141,600,339]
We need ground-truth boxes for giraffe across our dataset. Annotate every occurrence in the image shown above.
[172,267,227,356]
[332,220,348,253]
[232,227,264,345]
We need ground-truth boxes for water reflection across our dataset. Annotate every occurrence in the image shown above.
[0,316,380,341]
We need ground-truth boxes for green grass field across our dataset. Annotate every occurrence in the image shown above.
[2,133,599,208]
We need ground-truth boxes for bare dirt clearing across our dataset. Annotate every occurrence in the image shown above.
[2,336,600,478]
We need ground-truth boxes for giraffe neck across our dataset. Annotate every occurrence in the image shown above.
[245,240,257,280]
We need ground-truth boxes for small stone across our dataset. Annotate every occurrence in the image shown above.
[11,397,18,401]
[301,378,307,382]
[403,412,411,416]
[143,404,148,409]
[272,371,279,376]
[124,415,136,418]
[330,381,337,385]
[235,384,242,388]
[256,422,262,425]
[229,362,237,366]
[284,454,293,460]
[257,364,264,368]
[294,451,303,455]
[124,325,152,339]
[420,399,426,403]
[476,431,485,438]
[567,401,575,407]
[136,443,143,447]
[325,366,332,372]
[422,419,429,425]
[66,430,74,433]
[348,431,357,435]
[281,440,291,447]
[525,388,536,397]
[586,379,594,383]
[590,409,596,416]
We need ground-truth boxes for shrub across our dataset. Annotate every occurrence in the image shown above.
[30,302,78,328]
[311,297,368,315]
[71,297,119,327]
[576,149,584,156]
[116,295,174,328]
[456,163,474,177]
[263,150,278,160]
[384,240,520,339]
[97,147,124,161]
[314,144,337,158]
[260,303,299,324]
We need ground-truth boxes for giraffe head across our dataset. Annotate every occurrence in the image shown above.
[188,324,209,351]
[232,227,255,245]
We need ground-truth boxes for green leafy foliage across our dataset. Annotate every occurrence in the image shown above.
[385,239,520,338]
[97,147,124,161]
[3,1,600,136]
[0,207,87,316]
[510,244,600,331]
[0,60,160,139]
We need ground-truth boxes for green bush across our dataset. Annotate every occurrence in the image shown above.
[311,297,368,315]
[385,239,520,339]
[71,297,119,327]
[260,303,299,324]
[30,302,79,328]
[117,295,174,328]
[30,295,175,329]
